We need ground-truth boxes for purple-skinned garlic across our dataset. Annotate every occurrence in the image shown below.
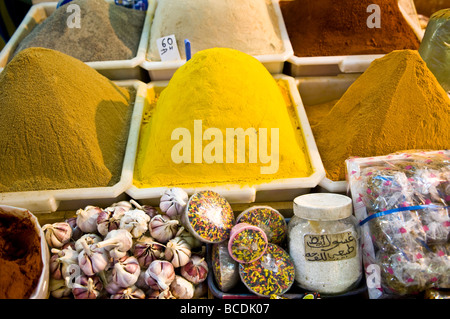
[72,275,103,299]
[112,255,141,288]
[132,235,165,268]
[50,246,79,280]
[110,286,146,299]
[76,205,103,233]
[170,275,194,299]
[119,209,150,238]
[144,260,175,291]
[65,217,83,241]
[159,188,188,220]
[164,237,191,268]
[75,233,102,253]
[149,214,179,244]
[97,208,123,236]
[180,255,208,284]
[42,222,72,248]
[95,229,133,260]
[78,237,109,276]
[130,199,158,219]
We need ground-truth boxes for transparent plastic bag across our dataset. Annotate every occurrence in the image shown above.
[346,150,450,298]
[419,9,450,94]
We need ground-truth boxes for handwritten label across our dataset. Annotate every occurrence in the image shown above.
[304,231,356,262]
[157,35,181,62]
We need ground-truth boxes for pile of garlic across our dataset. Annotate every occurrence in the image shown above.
[44,189,209,299]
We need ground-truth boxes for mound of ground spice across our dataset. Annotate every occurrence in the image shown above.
[0,47,133,192]
[310,50,450,181]
[0,212,42,299]
[280,0,420,57]
[13,0,146,62]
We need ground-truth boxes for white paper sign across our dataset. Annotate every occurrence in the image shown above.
[157,35,181,61]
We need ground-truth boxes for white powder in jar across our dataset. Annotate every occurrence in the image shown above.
[288,218,362,294]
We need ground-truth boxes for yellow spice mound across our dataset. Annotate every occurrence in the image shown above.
[134,48,312,188]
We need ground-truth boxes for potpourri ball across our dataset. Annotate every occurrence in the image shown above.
[183,190,235,244]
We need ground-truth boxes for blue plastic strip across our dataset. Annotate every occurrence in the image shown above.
[184,39,191,61]
[359,204,449,226]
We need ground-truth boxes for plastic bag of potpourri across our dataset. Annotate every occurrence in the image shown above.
[57,0,148,11]
[346,150,450,299]
[114,0,148,10]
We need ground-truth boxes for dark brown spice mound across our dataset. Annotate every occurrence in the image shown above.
[280,0,420,57]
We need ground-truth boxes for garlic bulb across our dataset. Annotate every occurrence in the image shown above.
[65,217,83,241]
[72,275,103,299]
[159,188,188,220]
[119,209,150,238]
[95,229,133,260]
[112,256,141,288]
[132,235,165,268]
[147,288,175,299]
[76,205,103,233]
[49,278,72,299]
[149,214,179,244]
[170,275,194,299]
[104,271,122,295]
[75,233,102,253]
[109,201,133,211]
[96,208,123,236]
[144,260,175,291]
[110,286,146,299]
[165,237,192,268]
[78,237,109,276]
[130,199,158,219]
[42,222,72,248]
[50,246,79,280]
[181,255,208,284]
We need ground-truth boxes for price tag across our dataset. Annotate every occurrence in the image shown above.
[157,35,181,62]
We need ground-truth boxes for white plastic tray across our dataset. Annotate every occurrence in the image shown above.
[287,1,424,77]
[140,0,294,81]
[0,205,50,299]
[0,1,155,80]
[296,74,363,193]
[126,74,325,206]
[0,80,147,213]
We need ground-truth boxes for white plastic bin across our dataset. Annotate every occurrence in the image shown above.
[140,0,294,81]
[0,80,147,213]
[296,74,363,193]
[126,74,325,206]
[0,1,155,80]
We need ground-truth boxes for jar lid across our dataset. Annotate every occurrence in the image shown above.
[293,193,352,221]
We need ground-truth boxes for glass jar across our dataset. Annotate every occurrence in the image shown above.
[288,193,362,295]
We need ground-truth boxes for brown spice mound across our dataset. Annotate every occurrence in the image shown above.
[310,50,450,181]
[0,47,133,192]
[280,0,420,57]
[0,213,43,299]
[13,0,146,62]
